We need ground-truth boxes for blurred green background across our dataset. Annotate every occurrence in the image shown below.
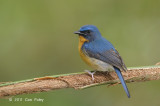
[0,0,160,106]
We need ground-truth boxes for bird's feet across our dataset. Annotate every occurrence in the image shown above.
[84,70,96,81]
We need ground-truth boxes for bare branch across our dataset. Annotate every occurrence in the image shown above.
[0,65,160,98]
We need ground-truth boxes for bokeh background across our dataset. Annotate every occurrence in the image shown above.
[0,0,160,106]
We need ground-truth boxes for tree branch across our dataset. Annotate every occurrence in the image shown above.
[0,65,160,98]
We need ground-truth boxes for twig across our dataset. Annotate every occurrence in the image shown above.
[0,65,160,98]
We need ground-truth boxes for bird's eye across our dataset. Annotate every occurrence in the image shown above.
[86,30,91,34]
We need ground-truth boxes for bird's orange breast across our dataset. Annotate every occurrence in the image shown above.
[78,36,93,67]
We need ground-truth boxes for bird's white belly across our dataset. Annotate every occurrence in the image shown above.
[89,57,114,72]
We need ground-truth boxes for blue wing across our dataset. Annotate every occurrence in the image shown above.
[82,38,130,98]
[82,38,127,71]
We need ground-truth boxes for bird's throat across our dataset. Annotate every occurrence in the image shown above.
[78,36,88,50]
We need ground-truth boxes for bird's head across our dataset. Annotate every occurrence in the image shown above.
[74,25,102,42]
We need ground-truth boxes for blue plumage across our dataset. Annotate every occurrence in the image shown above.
[114,67,130,98]
[74,25,130,98]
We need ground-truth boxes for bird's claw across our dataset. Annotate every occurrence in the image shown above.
[84,70,96,81]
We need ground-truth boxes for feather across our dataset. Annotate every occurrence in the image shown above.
[114,67,130,98]
[82,38,127,71]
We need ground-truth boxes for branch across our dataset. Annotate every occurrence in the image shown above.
[0,65,160,98]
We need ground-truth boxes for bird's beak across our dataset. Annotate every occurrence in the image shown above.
[74,31,83,35]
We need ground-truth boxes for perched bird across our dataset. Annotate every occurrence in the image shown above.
[74,25,130,98]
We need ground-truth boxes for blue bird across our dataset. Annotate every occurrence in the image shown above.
[74,25,130,98]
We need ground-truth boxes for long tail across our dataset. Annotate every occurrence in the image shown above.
[114,67,130,98]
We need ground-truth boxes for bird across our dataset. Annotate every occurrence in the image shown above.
[74,25,130,98]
